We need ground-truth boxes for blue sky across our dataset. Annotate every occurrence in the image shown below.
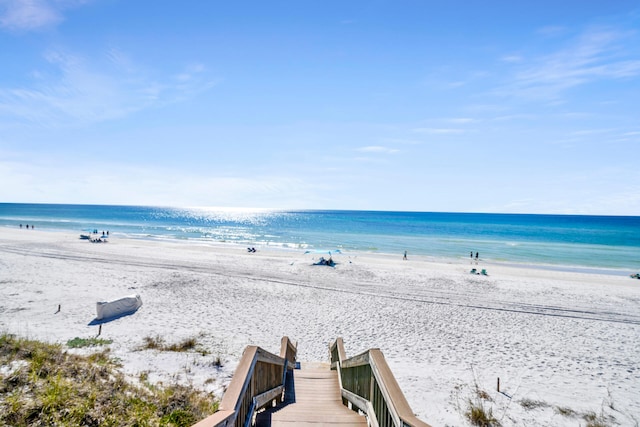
[1,1,639,214]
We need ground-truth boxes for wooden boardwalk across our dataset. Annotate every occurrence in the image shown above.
[190,338,430,427]
[255,362,367,427]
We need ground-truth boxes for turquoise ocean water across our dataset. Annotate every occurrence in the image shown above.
[0,203,638,273]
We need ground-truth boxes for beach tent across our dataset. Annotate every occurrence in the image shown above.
[304,249,342,266]
[304,249,342,255]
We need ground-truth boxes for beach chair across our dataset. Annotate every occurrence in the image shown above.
[481,269,488,276]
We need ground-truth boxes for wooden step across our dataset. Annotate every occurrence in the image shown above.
[255,363,367,427]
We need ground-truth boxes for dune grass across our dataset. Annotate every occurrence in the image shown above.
[0,333,218,427]
[142,335,198,352]
[466,401,501,426]
[466,397,501,426]
[140,335,213,358]
[519,398,548,410]
[66,336,113,348]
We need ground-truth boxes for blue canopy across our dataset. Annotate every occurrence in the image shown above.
[304,249,342,255]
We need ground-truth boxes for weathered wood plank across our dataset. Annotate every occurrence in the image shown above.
[256,364,367,427]
[191,410,234,427]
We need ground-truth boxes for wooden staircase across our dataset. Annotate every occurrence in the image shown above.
[255,362,367,426]
[191,337,430,427]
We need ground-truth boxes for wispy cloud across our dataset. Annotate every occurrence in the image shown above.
[0,49,217,126]
[501,55,523,63]
[570,128,617,136]
[0,157,333,209]
[491,114,537,121]
[0,0,87,32]
[536,25,568,38]
[382,138,421,146]
[500,26,640,100]
[412,127,465,134]
[444,117,478,124]
[556,127,639,146]
[356,145,399,154]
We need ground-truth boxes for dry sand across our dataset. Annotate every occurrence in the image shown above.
[1,227,639,426]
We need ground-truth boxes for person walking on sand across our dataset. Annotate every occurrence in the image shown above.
[475,252,479,261]
[403,250,407,260]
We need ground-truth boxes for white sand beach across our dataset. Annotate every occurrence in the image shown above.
[1,227,639,426]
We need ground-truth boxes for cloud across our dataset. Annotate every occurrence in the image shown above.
[491,114,537,121]
[0,49,217,126]
[0,159,329,209]
[447,80,467,88]
[570,128,617,136]
[175,63,205,82]
[0,0,86,31]
[501,55,523,63]
[356,146,399,154]
[382,138,421,146]
[444,117,478,124]
[412,128,465,134]
[536,25,567,38]
[500,26,640,100]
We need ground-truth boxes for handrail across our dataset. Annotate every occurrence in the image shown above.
[192,337,297,427]
[330,338,431,427]
[280,336,297,368]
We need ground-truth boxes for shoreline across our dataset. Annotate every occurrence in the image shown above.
[2,226,640,426]
[4,225,636,277]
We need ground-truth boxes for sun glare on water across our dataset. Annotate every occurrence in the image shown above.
[181,206,285,225]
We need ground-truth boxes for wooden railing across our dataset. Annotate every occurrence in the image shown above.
[192,337,297,427]
[330,338,431,427]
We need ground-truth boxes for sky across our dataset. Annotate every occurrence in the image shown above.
[0,1,639,215]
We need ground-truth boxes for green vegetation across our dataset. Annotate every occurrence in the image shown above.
[519,398,548,410]
[465,399,501,426]
[464,382,501,427]
[0,333,218,426]
[454,370,625,426]
[66,336,113,348]
[583,411,613,427]
[140,335,212,357]
[553,402,618,426]
[555,406,577,417]
[141,335,198,352]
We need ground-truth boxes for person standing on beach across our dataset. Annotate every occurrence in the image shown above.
[403,250,407,260]
[475,252,479,260]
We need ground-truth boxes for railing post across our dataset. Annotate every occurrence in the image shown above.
[370,366,375,417]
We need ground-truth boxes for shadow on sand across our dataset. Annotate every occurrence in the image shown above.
[87,308,141,326]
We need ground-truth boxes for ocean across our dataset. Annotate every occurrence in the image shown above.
[1,203,638,273]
